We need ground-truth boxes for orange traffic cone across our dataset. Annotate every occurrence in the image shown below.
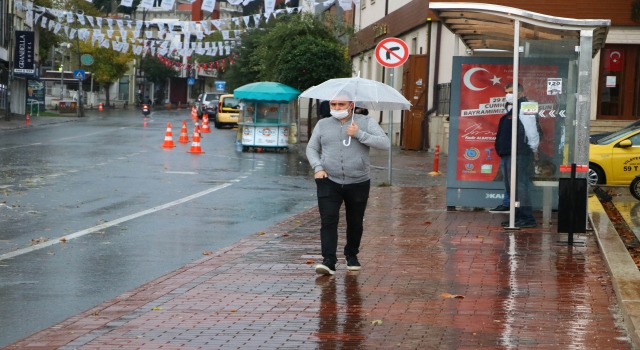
[187,127,204,154]
[201,115,211,133]
[191,106,197,119]
[161,123,176,148]
[178,120,190,143]
[194,121,202,138]
[98,102,104,111]
[26,114,30,125]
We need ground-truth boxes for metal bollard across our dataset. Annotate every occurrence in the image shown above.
[429,145,443,176]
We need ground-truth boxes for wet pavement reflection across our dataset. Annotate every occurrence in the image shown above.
[8,186,631,349]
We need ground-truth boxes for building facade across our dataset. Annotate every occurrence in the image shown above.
[351,0,639,153]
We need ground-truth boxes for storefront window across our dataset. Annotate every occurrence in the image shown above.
[598,45,640,119]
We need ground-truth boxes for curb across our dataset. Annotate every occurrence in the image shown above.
[590,196,640,349]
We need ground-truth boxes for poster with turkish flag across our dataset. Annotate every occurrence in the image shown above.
[457,64,559,181]
[604,49,623,72]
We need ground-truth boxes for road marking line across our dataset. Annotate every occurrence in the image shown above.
[0,183,232,262]
[165,171,198,175]
[0,130,118,151]
[0,185,13,189]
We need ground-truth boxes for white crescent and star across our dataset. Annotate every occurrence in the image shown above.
[463,68,501,90]
[610,51,621,63]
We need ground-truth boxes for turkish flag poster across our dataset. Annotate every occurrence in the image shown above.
[604,49,623,72]
[457,64,559,181]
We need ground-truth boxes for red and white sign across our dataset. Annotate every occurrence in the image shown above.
[375,38,409,68]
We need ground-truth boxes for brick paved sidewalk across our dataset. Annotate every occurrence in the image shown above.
[5,185,631,349]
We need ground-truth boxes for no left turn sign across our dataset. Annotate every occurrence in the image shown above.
[375,37,409,68]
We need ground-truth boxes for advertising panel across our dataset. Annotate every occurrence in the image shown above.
[456,63,559,182]
[27,80,45,112]
[241,125,254,145]
[14,31,35,76]
[278,126,289,146]
[255,126,278,146]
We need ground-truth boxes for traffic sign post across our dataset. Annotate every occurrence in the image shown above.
[375,38,409,185]
[73,70,85,80]
[187,78,195,86]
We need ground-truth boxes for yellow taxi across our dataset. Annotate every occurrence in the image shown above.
[589,126,640,185]
[214,94,240,128]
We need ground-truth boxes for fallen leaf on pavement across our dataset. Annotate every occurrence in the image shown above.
[424,221,431,225]
[203,251,213,255]
[306,260,314,264]
[259,231,265,235]
[295,221,301,224]
[59,237,67,243]
[282,234,291,237]
[152,307,162,311]
[371,320,383,325]
[476,235,485,238]
[441,293,465,299]
[230,310,237,312]
[390,234,395,236]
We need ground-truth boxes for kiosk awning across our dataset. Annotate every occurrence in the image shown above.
[430,2,610,57]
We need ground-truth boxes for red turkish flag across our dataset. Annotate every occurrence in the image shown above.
[605,49,623,72]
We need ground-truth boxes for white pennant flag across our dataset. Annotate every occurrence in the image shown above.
[86,15,94,27]
[106,29,114,38]
[69,28,77,39]
[253,14,261,26]
[61,25,68,35]
[225,46,231,55]
[201,0,215,13]
[151,46,156,55]
[196,48,205,55]
[234,30,241,38]
[121,43,130,53]
[211,19,222,30]
[101,39,110,49]
[161,0,174,10]
[202,21,211,35]
[41,17,47,28]
[211,47,218,56]
[139,0,153,9]
[168,22,175,33]
[145,30,152,38]
[128,20,133,28]
[196,31,203,40]
[96,17,103,27]
[242,16,250,27]
[121,0,133,6]
[107,18,114,29]
[66,12,74,23]
[135,21,143,30]
[116,19,124,29]
[265,12,271,23]
[227,0,242,4]
[221,30,230,40]
[190,21,197,32]
[243,0,250,5]
[120,30,128,39]
[133,30,140,37]
[286,7,295,14]
[77,14,85,25]
[232,17,240,26]
[264,0,275,13]
[48,19,56,30]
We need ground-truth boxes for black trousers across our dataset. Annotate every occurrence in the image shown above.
[315,178,370,263]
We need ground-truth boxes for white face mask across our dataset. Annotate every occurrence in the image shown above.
[505,93,514,104]
[330,109,350,119]
[507,105,512,112]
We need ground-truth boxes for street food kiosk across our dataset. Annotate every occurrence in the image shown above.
[234,82,300,152]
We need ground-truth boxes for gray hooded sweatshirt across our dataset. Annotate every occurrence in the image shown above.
[306,114,390,185]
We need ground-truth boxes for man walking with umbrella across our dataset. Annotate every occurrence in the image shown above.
[306,92,390,275]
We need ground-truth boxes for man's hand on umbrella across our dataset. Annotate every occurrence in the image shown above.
[347,120,358,137]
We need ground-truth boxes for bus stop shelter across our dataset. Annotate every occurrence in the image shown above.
[430,3,611,229]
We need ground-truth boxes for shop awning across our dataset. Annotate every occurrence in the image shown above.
[429,2,610,57]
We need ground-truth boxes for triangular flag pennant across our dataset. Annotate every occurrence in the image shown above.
[221,30,230,40]
[69,28,77,39]
[96,17,102,27]
[196,31,204,40]
[120,30,128,39]
[106,18,113,28]
[106,29,114,38]
[41,17,47,28]
[145,30,152,38]
[116,19,124,29]
[86,15,94,27]
[242,16,250,27]
[286,7,295,14]
[121,0,133,6]
[265,12,271,23]
[100,39,110,48]
[62,25,69,36]
[160,0,174,10]
[264,0,275,13]
[234,30,241,38]
[253,14,261,26]
[232,18,240,26]
[77,14,85,25]
[202,21,211,35]
[211,19,222,30]
[201,0,215,12]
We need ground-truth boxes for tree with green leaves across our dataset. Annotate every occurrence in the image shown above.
[141,56,177,103]
[76,42,134,106]
[225,12,353,92]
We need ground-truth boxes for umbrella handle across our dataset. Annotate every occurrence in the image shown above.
[343,137,351,147]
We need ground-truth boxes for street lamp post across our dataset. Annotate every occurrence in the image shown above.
[58,43,71,102]
[74,10,84,117]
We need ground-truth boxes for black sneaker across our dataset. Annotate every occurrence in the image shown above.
[315,260,336,275]
[489,205,510,213]
[346,256,361,271]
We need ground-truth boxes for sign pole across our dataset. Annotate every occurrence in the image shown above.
[375,37,409,186]
[388,68,394,184]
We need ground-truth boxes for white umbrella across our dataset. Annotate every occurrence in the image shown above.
[300,77,412,111]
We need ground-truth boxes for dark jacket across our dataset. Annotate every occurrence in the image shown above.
[494,97,532,157]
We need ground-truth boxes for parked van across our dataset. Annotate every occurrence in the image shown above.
[215,94,240,128]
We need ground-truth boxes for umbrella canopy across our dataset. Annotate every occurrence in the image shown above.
[234,82,301,102]
[300,77,412,111]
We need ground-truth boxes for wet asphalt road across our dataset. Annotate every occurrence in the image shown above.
[0,109,318,346]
